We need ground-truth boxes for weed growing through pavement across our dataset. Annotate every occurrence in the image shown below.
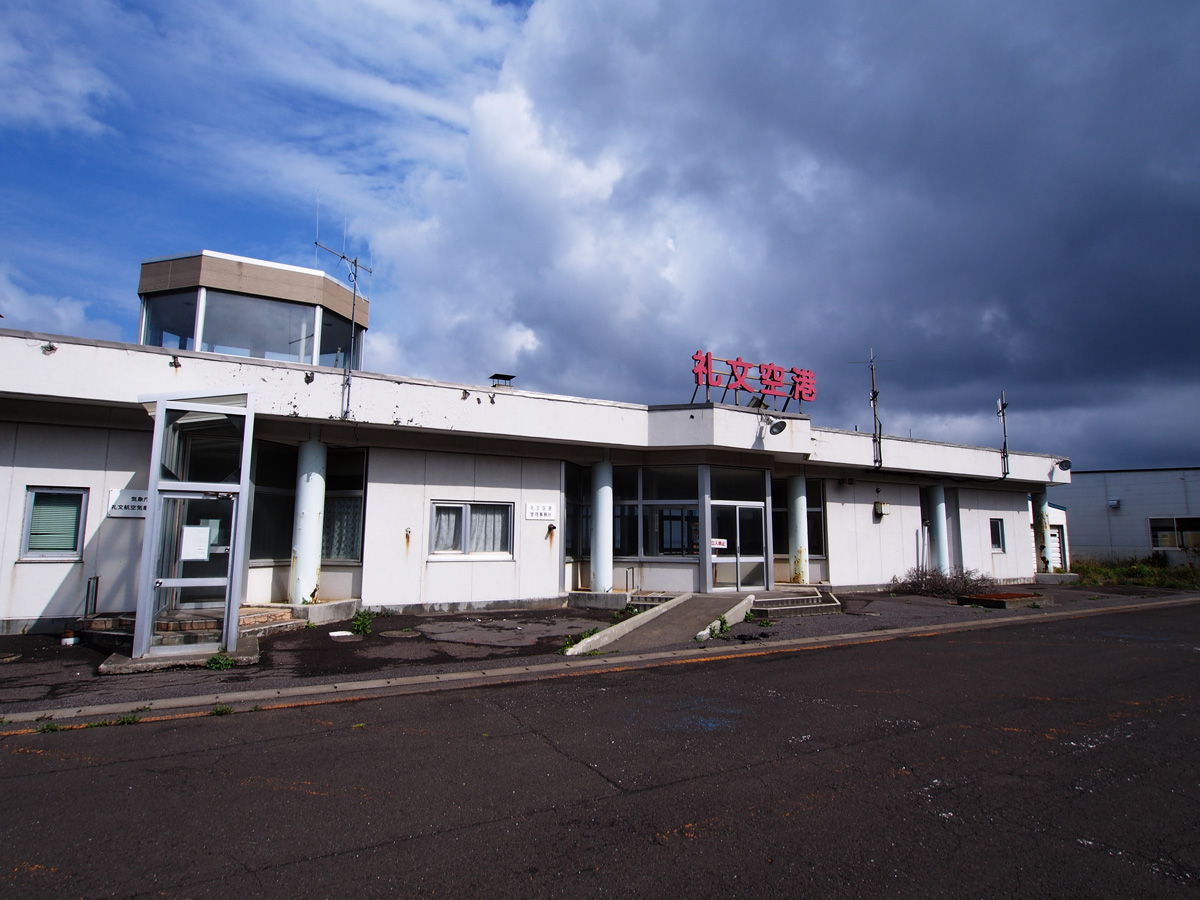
[36,721,62,733]
[708,615,732,639]
[210,704,233,716]
[205,653,234,670]
[1030,602,1042,609]
[350,610,378,636]
[744,610,774,627]
[612,605,640,622]
[87,714,140,727]
[305,620,317,629]
[558,627,600,655]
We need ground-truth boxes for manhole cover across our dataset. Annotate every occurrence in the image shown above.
[379,630,420,639]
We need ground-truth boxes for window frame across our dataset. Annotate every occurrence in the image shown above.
[322,448,367,563]
[429,502,515,558]
[990,517,1006,552]
[769,478,827,560]
[1149,517,1200,550]
[22,487,88,560]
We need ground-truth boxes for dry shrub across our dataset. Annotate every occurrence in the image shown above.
[891,567,997,599]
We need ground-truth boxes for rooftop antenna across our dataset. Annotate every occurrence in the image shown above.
[851,349,891,469]
[316,230,372,420]
[997,390,1010,478]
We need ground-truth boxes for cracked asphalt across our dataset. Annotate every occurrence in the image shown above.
[0,583,1186,718]
[1,598,1197,898]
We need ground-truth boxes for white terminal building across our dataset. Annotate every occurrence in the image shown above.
[0,251,1071,658]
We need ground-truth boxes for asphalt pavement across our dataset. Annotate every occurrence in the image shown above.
[1,600,1196,898]
[1,582,1196,725]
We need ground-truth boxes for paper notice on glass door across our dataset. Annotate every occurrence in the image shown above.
[181,526,211,561]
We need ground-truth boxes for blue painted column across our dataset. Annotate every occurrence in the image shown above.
[590,453,613,592]
[787,473,809,584]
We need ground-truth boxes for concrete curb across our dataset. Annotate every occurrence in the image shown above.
[695,595,756,641]
[565,592,692,656]
[4,595,1198,726]
[97,636,260,675]
[290,599,360,624]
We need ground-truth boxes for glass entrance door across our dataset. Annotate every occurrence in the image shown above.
[710,504,767,590]
[134,393,253,658]
[146,493,236,651]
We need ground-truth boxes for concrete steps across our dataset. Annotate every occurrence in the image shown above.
[627,592,677,612]
[74,605,309,643]
[751,588,841,617]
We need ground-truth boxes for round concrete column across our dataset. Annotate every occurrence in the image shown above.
[1032,490,1051,573]
[289,425,327,604]
[929,484,950,575]
[590,455,614,593]
[787,473,809,584]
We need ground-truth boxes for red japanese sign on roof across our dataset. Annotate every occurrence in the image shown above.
[691,350,816,409]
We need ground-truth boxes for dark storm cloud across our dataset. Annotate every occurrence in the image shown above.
[2,0,1195,469]
[420,0,1198,468]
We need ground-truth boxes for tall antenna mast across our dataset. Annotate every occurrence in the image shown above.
[851,349,891,469]
[315,238,371,420]
[997,391,1010,478]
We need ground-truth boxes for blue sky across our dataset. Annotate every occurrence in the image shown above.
[2,0,1199,470]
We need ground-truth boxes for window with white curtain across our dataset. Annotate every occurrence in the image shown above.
[431,503,513,556]
[322,449,366,561]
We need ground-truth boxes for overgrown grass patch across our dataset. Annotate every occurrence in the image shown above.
[1071,555,1200,590]
[558,627,600,655]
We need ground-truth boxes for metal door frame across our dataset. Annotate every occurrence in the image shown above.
[708,501,767,591]
[133,393,254,658]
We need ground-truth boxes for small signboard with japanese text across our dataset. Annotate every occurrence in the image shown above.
[107,489,149,518]
[525,502,557,521]
[710,538,729,549]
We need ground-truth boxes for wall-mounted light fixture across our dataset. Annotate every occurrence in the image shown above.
[40,341,57,355]
[1056,459,1072,471]
[304,372,315,384]
[169,356,182,368]
[1107,499,1120,510]
[462,390,470,400]
[765,416,787,436]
